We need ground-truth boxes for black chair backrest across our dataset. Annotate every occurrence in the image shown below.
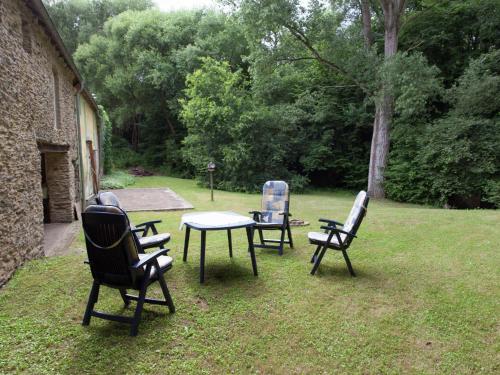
[96,191,122,208]
[343,191,370,246]
[82,205,143,287]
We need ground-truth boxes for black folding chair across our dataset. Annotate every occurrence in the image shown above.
[96,191,170,251]
[309,191,369,276]
[250,180,293,256]
[82,205,175,336]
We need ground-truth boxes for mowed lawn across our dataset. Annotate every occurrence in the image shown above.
[0,176,499,374]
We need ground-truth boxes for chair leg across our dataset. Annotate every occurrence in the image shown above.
[286,224,294,248]
[310,246,328,275]
[257,228,264,245]
[310,245,322,263]
[157,271,175,313]
[130,278,148,337]
[278,227,286,256]
[82,281,100,326]
[342,250,356,277]
[119,288,130,307]
[130,266,152,336]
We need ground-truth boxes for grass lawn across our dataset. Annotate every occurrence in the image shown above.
[1,176,499,374]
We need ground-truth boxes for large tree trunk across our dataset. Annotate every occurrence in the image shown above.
[368,96,392,198]
[360,0,373,48]
[367,0,404,198]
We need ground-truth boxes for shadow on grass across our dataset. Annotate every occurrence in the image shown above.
[311,261,380,283]
[65,293,177,372]
[180,260,263,288]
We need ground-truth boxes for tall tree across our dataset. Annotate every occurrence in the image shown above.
[367,0,405,198]
[238,0,406,197]
[43,0,155,55]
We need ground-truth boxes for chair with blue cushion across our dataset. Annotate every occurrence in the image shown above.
[308,191,369,276]
[250,181,293,255]
[97,191,170,251]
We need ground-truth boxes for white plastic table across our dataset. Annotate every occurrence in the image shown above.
[180,211,258,283]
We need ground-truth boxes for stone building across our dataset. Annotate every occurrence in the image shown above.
[0,0,101,285]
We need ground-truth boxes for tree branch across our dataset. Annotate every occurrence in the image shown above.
[276,56,317,63]
[360,0,374,48]
[284,23,371,95]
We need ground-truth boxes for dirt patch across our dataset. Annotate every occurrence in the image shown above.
[106,188,194,212]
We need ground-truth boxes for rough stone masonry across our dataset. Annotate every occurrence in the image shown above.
[0,0,84,285]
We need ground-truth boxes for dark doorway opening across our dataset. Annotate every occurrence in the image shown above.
[41,153,50,223]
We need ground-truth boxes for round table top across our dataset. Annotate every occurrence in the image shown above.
[180,211,255,230]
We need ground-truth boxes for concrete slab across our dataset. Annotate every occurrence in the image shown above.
[106,188,194,212]
[44,222,82,257]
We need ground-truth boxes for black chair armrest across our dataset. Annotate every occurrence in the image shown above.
[135,220,162,228]
[319,218,344,226]
[130,248,169,269]
[320,226,357,238]
[249,211,262,222]
[135,220,162,235]
[278,211,291,217]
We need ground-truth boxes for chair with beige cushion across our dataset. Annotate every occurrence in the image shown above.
[82,204,175,336]
[308,191,369,276]
[97,191,170,251]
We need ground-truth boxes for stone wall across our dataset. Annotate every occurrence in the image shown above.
[0,0,80,285]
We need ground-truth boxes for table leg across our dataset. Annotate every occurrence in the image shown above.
[227,229,233,258]
[183,227,190,262]
[200,230,206,283]
[246,227,258,276]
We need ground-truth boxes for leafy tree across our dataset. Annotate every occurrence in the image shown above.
[74,10,249,173]
[400,0,500,85]
[235,0,410,197]
[98,105,113,174]
[44,0,154,55]
[386,49,500,207]
[181,58,309,191]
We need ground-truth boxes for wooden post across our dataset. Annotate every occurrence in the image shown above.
[210,171,214,201]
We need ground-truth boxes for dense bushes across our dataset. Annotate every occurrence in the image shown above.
[46,0,500,207]
[99,106,113,174]
[386,50,500,207]
[100,170,135,189]
[181,58,310,192]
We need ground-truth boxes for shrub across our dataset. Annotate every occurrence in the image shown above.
[100,171,135,190]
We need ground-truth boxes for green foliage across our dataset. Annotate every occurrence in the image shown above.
[400,0,500,85]
[98,105,113,174]
[74,9,249,174]
[48,0,500,207]
[450,49,500,118]
[110,135,145,169]
[379,52,443,117]
[386,50,500,207]
[99,170,135,189]
[419,116,499,206]
[44,0,154,55]
[181,58,310,192]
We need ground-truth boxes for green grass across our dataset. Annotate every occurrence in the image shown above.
[1,176,499,374]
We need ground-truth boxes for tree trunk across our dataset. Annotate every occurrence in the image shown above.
[165,112,176,136]
[367,0,404,198]
[360,0,373,48]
